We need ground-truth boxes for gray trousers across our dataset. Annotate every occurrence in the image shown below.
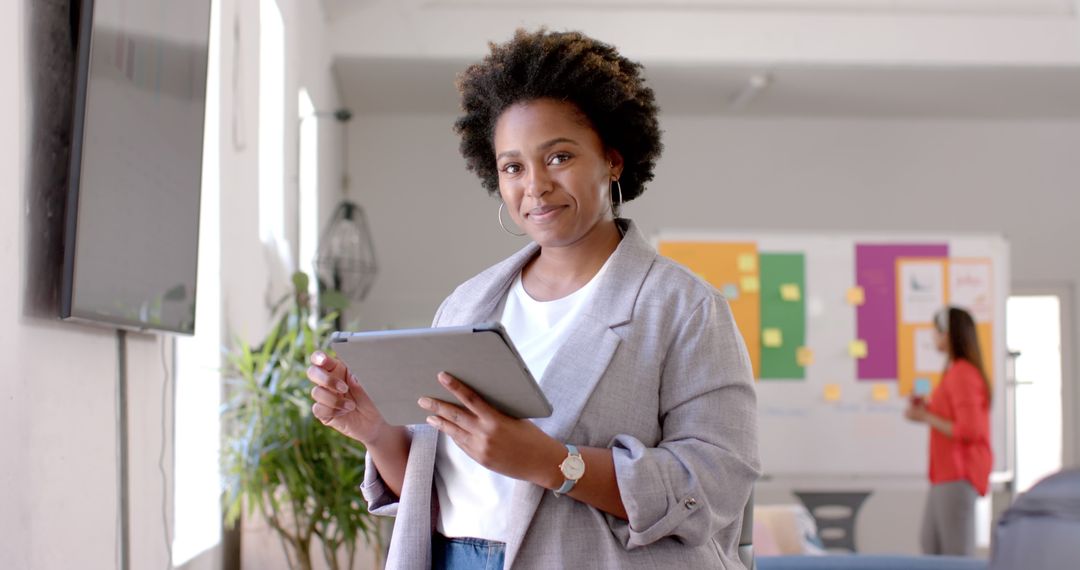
[921,480,977,556]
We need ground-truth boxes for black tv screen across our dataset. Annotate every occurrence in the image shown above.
[62,0,212,334]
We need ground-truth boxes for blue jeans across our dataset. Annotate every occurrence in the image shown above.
[432,532,506,570]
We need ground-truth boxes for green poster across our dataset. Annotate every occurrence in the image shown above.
[760,253,806,379]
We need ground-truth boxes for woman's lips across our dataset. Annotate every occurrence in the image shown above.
[527,205,566,222]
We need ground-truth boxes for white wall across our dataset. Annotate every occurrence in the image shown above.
[0,1,194,567]
[326,0,1080,65]
[350,113,1080,338]
[346,111,1080,552]
[1,0,352,566]
[220,0,345,344]
[343,114,523,329]
[2,6,30,566]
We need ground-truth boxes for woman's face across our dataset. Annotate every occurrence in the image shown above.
[934,328,949,354]
[492,98,623,248]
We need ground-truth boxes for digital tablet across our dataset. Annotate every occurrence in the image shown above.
[329,323,553,426]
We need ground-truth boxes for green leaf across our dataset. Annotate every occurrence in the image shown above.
[221,273,378,568]
[292,271,310,294]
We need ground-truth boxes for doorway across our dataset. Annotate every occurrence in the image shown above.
[1006,292,1067,494]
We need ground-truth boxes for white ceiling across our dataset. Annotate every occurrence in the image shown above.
[334,56,1080,119]
[322,0,1075,19]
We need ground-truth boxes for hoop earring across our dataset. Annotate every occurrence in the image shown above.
[498,202,526,237]
[611,179,624,214]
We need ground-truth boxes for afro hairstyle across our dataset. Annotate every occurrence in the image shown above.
[454,28,663,203]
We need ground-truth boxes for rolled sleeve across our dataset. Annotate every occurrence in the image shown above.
[359,424,426,517]
[606,293,761,548]
[360,450,400,517]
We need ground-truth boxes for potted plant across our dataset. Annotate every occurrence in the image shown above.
[222,272,378,569]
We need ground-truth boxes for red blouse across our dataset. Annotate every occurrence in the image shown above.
[926,358,993,496]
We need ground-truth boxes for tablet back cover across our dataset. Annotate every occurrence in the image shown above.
[331,326,553,426]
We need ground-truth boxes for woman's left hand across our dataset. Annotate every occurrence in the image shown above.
[419,372,563,487]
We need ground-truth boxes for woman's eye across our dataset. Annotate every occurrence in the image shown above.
[549,153,572,165]
[501,163,522,175]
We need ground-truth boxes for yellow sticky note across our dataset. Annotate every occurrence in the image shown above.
[763,328,783,348]
[740,275,760,294]
[737,253,757,273]
[824,384,842,402]
[872,384,891,402]
[847,286,866,306]
[849,340,868,359]
[780,283,802,302]
[797,347,814,367]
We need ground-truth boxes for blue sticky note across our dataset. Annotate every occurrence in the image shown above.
[914,378,932,396]
[722,283,740,300]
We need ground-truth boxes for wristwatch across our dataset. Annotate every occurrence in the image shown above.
[554,444,585,497]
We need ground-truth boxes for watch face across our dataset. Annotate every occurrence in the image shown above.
[560,455,586,480]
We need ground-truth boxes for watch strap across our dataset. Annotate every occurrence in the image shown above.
[554,444,581,497]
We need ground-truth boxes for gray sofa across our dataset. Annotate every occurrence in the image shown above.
[758,555,988,570]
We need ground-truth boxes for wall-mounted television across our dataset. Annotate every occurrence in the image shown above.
[62,0,213,334]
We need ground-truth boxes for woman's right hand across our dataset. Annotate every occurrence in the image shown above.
[904,397,929,423]
[307,351,390,446]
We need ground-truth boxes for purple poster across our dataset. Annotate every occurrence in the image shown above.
[855,244,948,380]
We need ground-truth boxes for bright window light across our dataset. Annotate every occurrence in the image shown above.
[258,0,290,268]
[1007,295,1064,494]
[298,88,320,309]
[173,0,222,564]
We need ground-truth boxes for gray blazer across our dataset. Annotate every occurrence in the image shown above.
[360,219,761,569]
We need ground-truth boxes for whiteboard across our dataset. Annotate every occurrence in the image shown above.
[655,231,1009,478]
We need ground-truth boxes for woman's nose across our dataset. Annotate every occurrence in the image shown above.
[525,167,553,198]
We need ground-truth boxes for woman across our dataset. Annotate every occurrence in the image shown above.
[307,29,760,569]
[905,306,992,556]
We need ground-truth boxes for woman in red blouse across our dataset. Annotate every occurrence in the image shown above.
[905,306,992,556]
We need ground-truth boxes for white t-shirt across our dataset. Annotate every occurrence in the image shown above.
[434,258,612,540]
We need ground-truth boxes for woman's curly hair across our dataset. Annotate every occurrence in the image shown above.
[454,28,663,203]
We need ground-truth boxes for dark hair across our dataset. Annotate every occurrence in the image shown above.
[935,306,992,404]
[454,28,663,205]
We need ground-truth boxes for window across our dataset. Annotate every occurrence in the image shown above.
[1007,294,1064,494]
[258,0,290,268]
[172,0,222,564]
[298,88,320,309]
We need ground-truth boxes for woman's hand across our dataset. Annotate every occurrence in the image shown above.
[307,351,392,446]
[420,372,565,488]
[905,398,930,423]
[905,396,956,437]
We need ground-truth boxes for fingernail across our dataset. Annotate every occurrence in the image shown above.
[437,373,450,386]
[418,397,432,409]
[426,416,439,427]
[337,381,349,394]
[312,352,325,365]
[343,401,356,411]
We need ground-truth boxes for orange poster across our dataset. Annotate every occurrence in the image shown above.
[896,257,994,396]
[658,241,762,379]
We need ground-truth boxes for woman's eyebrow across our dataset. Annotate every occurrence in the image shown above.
[496,137,580,161]
[536,137,579,151]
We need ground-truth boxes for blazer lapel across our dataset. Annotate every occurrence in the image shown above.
[502,219,657,567]
[385,425,439,569]
[438,241,540,327]
[536,219,656,439]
